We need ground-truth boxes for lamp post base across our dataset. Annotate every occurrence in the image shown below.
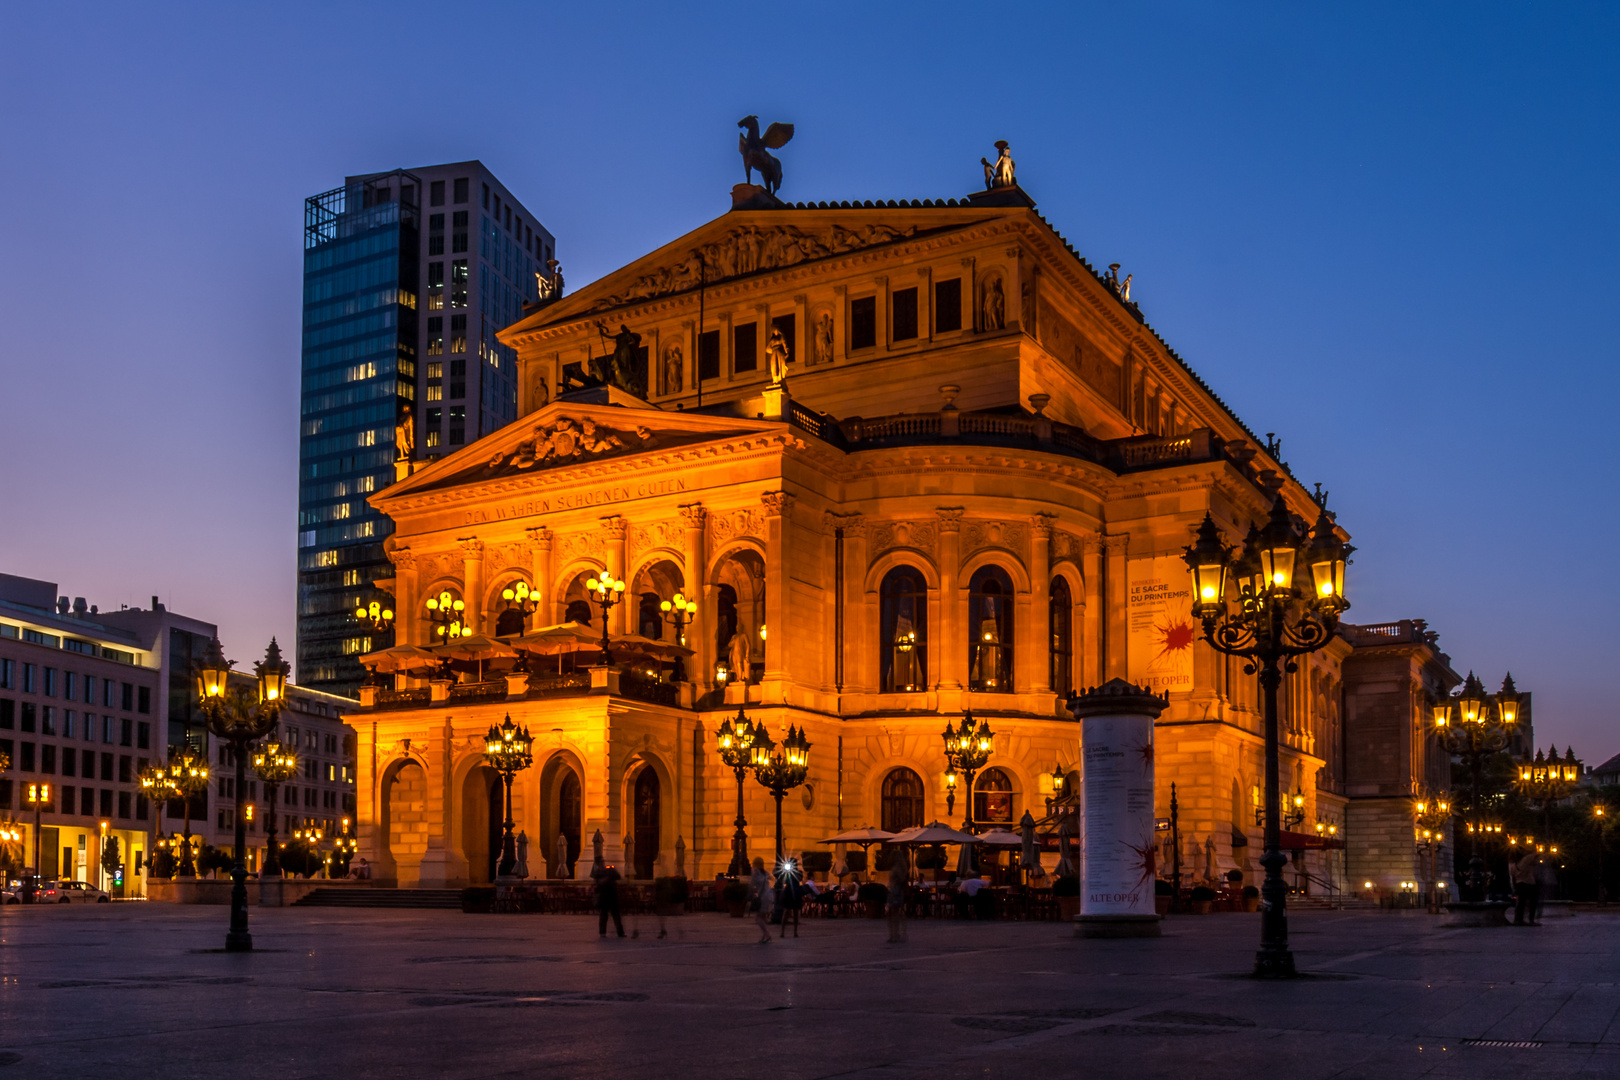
[1252,947,1297,979]
[225,930,253,953]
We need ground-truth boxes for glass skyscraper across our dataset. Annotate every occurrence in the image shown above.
[297,162,554,694]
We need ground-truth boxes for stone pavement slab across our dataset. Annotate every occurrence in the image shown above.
[3,903,1620,1078]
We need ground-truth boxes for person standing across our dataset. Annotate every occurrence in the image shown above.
[886,847,910,944]
[777,857,803,939]
[593,860,625,938]
[1511,850,1541,926]
[750,857,775,944]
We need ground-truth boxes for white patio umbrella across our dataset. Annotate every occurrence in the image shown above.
[358,644,440,675]
[977,828,1024,847]
[886,822,981,846]
[820,827,896,846]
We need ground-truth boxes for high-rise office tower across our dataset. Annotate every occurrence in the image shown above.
[297,162,554,694]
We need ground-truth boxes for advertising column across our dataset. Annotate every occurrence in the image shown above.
[1072,679,1167,938]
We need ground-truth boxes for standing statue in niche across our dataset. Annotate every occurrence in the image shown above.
[814,312,834,365]
[663,343,683,395]
[394,405,414,461]
[529,366,550,412]
[727,628,752,685]
[515,830,530,879]
[554,830,571,879]
[980,140,1016,189]
[981,276,1006,331]
[766,325,790,384]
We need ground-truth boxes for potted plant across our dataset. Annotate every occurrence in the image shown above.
[1242,884,1260,913]
[1053,874,1080,921]
[857,881,889,918]
[1155,877,1173,916]
[1190,885,1216,914]
[654,875,689,917]
[720,879,749,918]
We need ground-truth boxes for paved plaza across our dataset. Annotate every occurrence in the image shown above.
[4,903,1620,1078]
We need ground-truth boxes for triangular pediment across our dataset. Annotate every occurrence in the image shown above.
[374,398,783,504]
[503,202,1014,337]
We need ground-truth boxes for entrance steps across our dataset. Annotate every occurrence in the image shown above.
[293,887,464,910]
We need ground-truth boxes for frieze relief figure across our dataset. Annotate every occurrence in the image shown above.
[488,416,651,473]
[592,222,920,314]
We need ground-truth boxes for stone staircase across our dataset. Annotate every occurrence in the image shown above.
[293,887,465,910]
[1289,893,1376,912]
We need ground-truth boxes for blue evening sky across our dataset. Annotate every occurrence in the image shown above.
[1,3,1615,757]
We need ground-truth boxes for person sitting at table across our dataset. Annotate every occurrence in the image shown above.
[954,875,991,920]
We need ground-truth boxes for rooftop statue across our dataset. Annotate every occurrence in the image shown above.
[738,116,795,195]
[591,321,648,399]
[980,140,1016,190]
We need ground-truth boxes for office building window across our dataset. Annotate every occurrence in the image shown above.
[450,313,466,335]
[429,213,444,232]
[430,180,445,206]
[426,385,442,402]
[0,699,12,729]
[0,659,11,689]
[20,742,34,771]
[80,787,93,815]
[428,234,444,255]
[137,687,150,714]
[23,664,35,693]
[119,755,131,783]
[119,790,131,819]
[449,406,465,445]
[103,715,114,743]
[733,323,757,374]
[892,287,918,341]
[63,747,75,775]
[103,679,114,707]
[44,668,56,697]
[850,296,877,350]
[63,710,74,737]
[138,721,150,749]
[426,407,442,427]
[453,177,468,203]
[452,232,467,253]
[428,291,444,310]
[935,277,962,333]
[82,675,93,704]
[101,752,113,781]
[428,262,444,287]
[121,682,133,711]
[64,672,76,700]
[482,183,489,209]
[21,703,35,732]
[59,783,73,813]
[100,788,113,818]
[121,718,132,746]
[453,210,467,228]
[41,743,55,774]
[0,779,9,810]
[42,707,55,735]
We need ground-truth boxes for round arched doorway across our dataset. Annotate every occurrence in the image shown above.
[630,766,660,880]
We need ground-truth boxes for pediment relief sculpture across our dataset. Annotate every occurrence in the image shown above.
[486,416,653,475]
[590,222,923,314]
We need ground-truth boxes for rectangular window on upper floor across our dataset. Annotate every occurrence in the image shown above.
[935,277,962,333]
[850,296,877,351]
[452,260,468,284]
[452,233,468,254]
[0,659,11,689]
[482,183,489,209]
[428,291,444,310]
[428,235,444,256]
[892,287,918,342]
[43,668,55,697]
[454,177,469,204]
[23,664,35,694]
[430,180,445,206]
[0,698,12,728]
[733,322,757,374]
[21,702,34,732]
[698,330,720,382]
[453,210,468,228]
[429,213,444,232]
[428,262,444,287]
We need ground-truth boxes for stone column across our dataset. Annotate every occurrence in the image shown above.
[459,538,485,634]
[1072,679,1167,938]
[602,516,628,636]
[416,718,458,887]
[839,514,869,695]
[526,526,554,623]
[1103,534,1129,680]
[392,547,418,647]
[355,721,395,881]
[936,508,965,695]
[760,491,794,694]
[1081,535,1104,691]
[679,503,709,685]
[1029,514,1054,694]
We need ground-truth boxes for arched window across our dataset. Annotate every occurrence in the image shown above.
[494,606,527,637]
[715,583,738,666]
[879,566,928,692]
[564,599,593,625]
[1049,576,1073,696]
[974,766,1015,825]
[967,565,1015,693]
[880,767,924,833]
[637,592,663,640]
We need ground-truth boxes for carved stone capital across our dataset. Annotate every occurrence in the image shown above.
[391,547,417,572]
[525,526,553,552]
[678,502,707,527]
[1032,513,1056,540]
[1102,533,1130,555]
[458,537,484,557]
[600,515,629,540]
[936,507,965,532]
[824,511,866,538]
[761,491,796,516]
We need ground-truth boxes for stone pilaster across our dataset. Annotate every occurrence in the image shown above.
[760,491,794,693]
[937,508,965,695]
[1081,533,1104,690]
[459,538,485,635]
[391,547,418,647]
[602,516,628,636]
[679,503,709,685]
[1028,514,1054,693]
[526,526,553,622]
[1103,533,1129,680]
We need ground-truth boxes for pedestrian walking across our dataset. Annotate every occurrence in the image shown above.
[593,860,625,938]
[886,847,909,944]
[1510,850,1541,926]
[750,857,775,944]
[777,857,803,939]
[1533,848,1555,924]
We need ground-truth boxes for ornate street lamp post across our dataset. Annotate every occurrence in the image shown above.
[585,569,627,652]
[941,713,994,832]
[660,593,697,681]
[25,782,50,890]
[425,590,467,642]
[1413,790,1452,914]
[1518,744,1581,838]
[196,637,288,952]
[1433,673,1517,899]
[484,714,534,879]
[751,724,811,863]
[137,760,177,882]
[252,740,299,878]
[715,709,760,876]
[353,599,395,633]
[1593,804,1609,904]
[1183,493,1351,978]
[165,747,211,879]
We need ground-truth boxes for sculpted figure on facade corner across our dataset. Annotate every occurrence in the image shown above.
[766,325,790,384]
[814,312,833,365]
[981,276,1006,331]
[394,405,414,461]
[980,140,1015,189]
[591,321,647,398]
[663,343,683,395]
[727,627,752,684]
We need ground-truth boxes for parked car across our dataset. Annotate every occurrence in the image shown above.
[1,883,20,904]
[40,880,111,904]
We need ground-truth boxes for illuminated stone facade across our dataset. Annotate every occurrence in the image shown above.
[348,178,1456,892]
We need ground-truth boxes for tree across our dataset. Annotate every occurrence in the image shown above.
[100,836,122,879]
